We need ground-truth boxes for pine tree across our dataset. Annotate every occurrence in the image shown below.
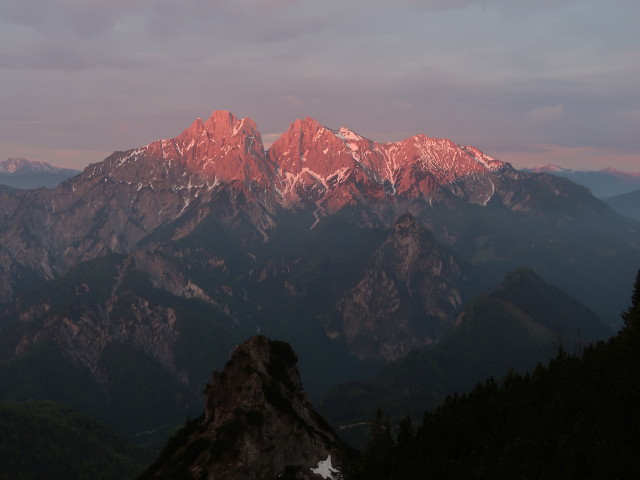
[396,416,414,446]
[353,409,394,480]
[622,269,640,331]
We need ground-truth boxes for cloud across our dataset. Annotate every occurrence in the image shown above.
[0,43,142,71]
[285,95,303,107]
[390,100,414,110]
[527,105,565,123]
[1,0,639,173]
[402,0,487,9]
[399,0,580,12]
[261,133,283,149]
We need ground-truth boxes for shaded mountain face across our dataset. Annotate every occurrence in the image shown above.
[321,267,611,442]
[0,157,80,189]
[326,213,484,361]
[0,401,151,480]
[0,254,239,441]
[350,273,640,480]
[140,335,348,480]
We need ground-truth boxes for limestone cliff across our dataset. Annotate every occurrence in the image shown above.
[140,335,349,480]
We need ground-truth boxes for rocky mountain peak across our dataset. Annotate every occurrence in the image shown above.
[391,212,422,238]
[268,116,346,168]
[142,335,347,479]
[201,110,260,138]
[0,157,31,173]
[183,117,205,137]
[132,110,272,186]
[335,126,363,142]
[329,214,470,361]
[292,116,326,132]
[267,117,370,205]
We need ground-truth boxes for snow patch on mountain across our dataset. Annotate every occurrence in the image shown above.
[335,126,362,142]
[311,455,340,479]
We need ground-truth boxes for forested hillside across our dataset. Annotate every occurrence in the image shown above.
[348,271,640,479]
[0,401,151,480]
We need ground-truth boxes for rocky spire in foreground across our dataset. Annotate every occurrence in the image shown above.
[140,335,349,480]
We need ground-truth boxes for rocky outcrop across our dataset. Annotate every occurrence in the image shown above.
[1,256,187,385]
[141,335,348,480]
[327,213,471,361]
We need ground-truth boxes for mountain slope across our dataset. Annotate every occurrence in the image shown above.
[0,401,151,480]
[140,336,349,480]
[0,254,235,442]
[347,271,640,480]
[321,268,610,437]
[325,213,489,361]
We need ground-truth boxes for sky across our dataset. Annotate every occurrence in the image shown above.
[2,0,639,172]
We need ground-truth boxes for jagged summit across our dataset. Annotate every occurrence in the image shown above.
[169,110,270,183]
[391,211,423,236]
[141,335,347,480]
[79,109,517,212]
[82,110,273,188]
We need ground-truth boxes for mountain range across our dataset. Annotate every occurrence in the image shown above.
[523,164,640,198]
[0,157,80,189]
[1,110,639,450]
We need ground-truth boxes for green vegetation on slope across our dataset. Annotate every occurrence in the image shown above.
[322,267,609,444]
[0,401,152,480]
[348,270,640,479]
[0,256,235,445]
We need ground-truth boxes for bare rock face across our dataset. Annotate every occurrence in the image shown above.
[266,116,511,215]
[141,335,348,480]
[328,213,468,361]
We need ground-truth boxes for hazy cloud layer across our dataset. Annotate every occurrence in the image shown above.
[1,0,639,171]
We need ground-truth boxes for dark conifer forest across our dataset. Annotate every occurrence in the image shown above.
[347,270,640,480]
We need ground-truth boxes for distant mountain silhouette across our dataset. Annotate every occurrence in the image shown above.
[522,164,640,198]
[0,157,79,189]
